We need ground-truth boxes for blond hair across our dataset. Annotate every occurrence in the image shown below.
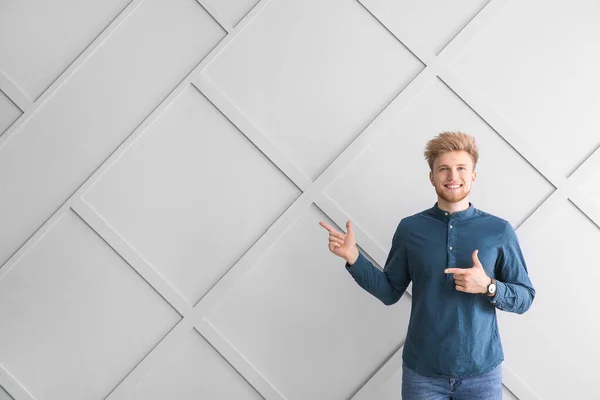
[424,131,479,171]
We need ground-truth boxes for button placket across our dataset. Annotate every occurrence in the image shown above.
[447,216,456,284]
[448,216,455,252]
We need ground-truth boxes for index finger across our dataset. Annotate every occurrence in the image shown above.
[444,268,467,274]
[319,221,344,238]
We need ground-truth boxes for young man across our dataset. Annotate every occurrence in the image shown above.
[319,131,535,399]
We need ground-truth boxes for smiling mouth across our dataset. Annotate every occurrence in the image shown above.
[444,184,463,190]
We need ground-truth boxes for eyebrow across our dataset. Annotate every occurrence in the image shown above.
[438,164,468,167]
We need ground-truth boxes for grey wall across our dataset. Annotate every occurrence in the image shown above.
[1,0,599,399]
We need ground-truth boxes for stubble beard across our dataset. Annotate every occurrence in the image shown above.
[435,184,471,204]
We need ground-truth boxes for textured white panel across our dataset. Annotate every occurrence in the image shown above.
[131,328,262,400]
[0,90,21,135]
[0,0,129,100]
[0,210,180,400]
[360,0,488,55]
[205,0,423,181]
[498,200,600,399]
[579,166,600,208]
[206,205,412,400]
[451,0,600,177]
[502,385,518,400]
[0,0,226,267]
[84,86,300,305]
[203,0,259,28]
[0,385,13,400]
[375,368,402,400]
[326,79,554,251]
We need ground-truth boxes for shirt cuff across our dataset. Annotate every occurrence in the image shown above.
[345,251,368,275]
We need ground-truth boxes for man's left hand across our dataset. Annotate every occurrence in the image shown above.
[444,250,491,294]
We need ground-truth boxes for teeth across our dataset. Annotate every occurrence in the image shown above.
[446,185,461,188]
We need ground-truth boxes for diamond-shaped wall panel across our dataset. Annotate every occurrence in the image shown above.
[326,79,554,251]
[0,89,21,136]
[205,205,412,400]
[0,0,226,268]
[203,0,259,28]
[496,200,600,399]
[0,0,130,100]
[450,0,600,177]
[0,385,13,400]
[502,387,518,400]
[84,85,300,305]
[132,328,262,399]
[204,0,423,181]
[373,365,403,400]
[360,0,488,55]
[578,166,600,211]
[0,210,180,400]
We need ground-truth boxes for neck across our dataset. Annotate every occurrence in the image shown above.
[437,197,470,215]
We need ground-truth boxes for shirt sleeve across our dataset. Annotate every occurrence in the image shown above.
[488,221,536,314]
[345,221,411,306]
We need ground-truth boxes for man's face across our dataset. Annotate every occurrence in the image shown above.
[429,150,476,203]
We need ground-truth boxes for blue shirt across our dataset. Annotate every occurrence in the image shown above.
[345,202,535,377]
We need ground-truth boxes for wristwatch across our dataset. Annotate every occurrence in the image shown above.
[486,278,497,297]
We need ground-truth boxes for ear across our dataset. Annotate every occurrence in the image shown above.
[429,170,434,185]
[472,169,476,183]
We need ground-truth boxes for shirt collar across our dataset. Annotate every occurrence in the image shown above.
[430,201,477,222]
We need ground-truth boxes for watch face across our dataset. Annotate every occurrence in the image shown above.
[489,283,497,294]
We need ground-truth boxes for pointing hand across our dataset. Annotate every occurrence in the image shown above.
[319,220,359,264]
[444,250,491,294]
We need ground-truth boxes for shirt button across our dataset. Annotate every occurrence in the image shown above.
[450,225,453,228]
[445,212,448,216]
[449,246,453,250]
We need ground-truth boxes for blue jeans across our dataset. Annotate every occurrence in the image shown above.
[401,363,502,400]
